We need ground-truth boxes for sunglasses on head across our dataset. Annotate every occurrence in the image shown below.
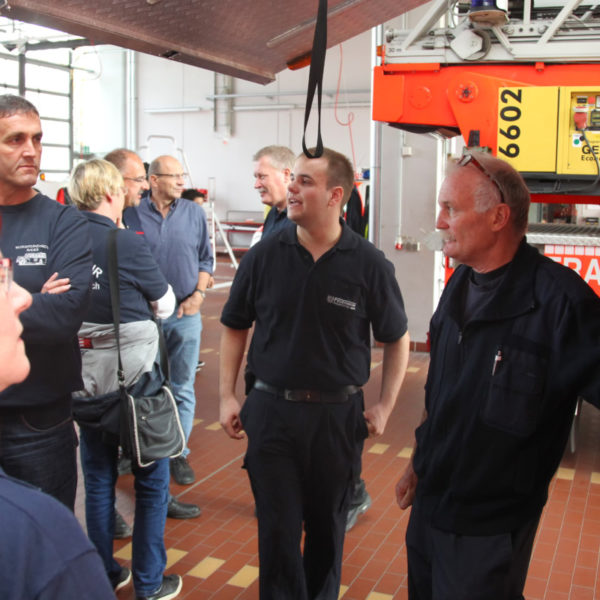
[458,153,505,204]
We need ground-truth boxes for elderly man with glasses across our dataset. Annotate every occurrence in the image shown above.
[396,150,600,600]
[127,155,213,515]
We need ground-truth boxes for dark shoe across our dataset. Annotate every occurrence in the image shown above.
[117,455,132,475]
[167,497,201,519]
[195,360,205,372]
[113,566,132,592]
[136,574,182,600]
[346,479,372,531]
[170,456,195,485]
[114,509,132,539]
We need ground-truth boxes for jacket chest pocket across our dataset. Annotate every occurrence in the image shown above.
[482,346,547,438]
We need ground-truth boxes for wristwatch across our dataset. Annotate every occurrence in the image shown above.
[195,288,206,298]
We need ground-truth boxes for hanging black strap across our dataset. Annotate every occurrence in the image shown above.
[302,0,328,159]
[107,228,170,388]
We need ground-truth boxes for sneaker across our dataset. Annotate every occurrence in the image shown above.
[195,360,205,372]
[136,574,182,600]
[114,509,132,539]
[345,479,372,531]
[167,497,201,519]
[170,456,195,485]
[113,566,132,592]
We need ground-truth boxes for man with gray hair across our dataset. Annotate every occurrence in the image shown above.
[396,150,600,599]
[252,145,295,240]
[0,94,92,511]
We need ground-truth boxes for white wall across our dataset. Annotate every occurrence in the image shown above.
[135,31,372,218]
[132,6,440,346]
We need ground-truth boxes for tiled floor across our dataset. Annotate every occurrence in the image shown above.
[75,258,600,599]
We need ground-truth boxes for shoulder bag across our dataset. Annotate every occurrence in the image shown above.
[107,229,185,468]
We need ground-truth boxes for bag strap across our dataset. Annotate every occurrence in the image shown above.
[106,228,171,388]
[301,0,327,159]
[107,229,126,388]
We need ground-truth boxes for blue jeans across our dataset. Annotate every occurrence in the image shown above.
[79,425,169,596]
[0,395,78,510]
[161,310,202,456]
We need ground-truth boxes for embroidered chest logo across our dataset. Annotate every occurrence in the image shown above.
[14,244,48,266]
[326,295,357,311]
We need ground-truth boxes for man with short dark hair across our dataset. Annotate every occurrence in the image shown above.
[134,155,213,504]
[396,151,600,599]
[0,94,92,510]
[220,147,410,599]
[104,148,149,209]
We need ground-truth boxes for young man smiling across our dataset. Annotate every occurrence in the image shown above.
[220,147,410,600]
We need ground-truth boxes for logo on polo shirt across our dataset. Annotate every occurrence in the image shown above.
[14,244,48,266]
[327,295,357,311]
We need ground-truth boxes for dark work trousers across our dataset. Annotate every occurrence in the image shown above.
[406,501,541,600]
[240,387,368,600]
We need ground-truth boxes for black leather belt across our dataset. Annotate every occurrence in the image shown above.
[254,379,360,403]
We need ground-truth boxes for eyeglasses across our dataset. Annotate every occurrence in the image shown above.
[458,153,505,204]
[123,176,147,183]
[154,173,187,179]
[0,257,13,295]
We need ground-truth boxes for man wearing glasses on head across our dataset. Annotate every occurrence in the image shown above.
[0,94,92,511]
[127,155,213,514]
[396,150,600,599]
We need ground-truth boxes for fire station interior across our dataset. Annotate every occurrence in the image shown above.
[2,1,600,598]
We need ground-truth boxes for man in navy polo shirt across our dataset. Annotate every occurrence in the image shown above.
[220,147,410,600]
[0,94,92,511]
[136,155,213,493]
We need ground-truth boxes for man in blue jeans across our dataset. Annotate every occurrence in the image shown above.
[0,94,92,511]
[134,155,213,515]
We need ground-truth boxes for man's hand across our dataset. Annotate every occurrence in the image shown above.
[177,291,203,318]
[396,461,418,510]
[41,272,71,295]
[364,401,393,437]
[220,395,245,440]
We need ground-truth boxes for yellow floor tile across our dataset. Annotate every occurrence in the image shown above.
[591,472,600,485]
[367,593,394,600]
[200,348,215,354]
[227,565,259,588]
[368,443,390,455]
[188,556,225,579]
[397,447,413,458]
[193,418,204,426]
[370,360,382,369]
[338,585,349,598]
[114,542,132,560]
[556,467,575,481]
[166,548,187,569]
[407,366,420,373]
[205,421,222,431]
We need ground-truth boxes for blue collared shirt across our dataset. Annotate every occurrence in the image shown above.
[135,195,213,302]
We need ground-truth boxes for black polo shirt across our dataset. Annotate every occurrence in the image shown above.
[221,220,407,390]
[262,206,294,240]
